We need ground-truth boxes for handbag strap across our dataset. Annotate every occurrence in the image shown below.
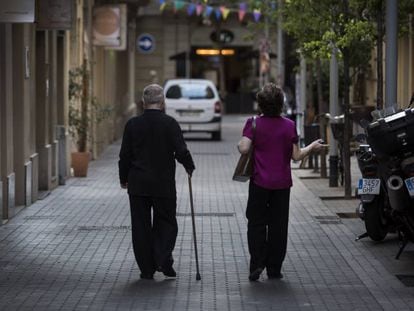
[252,116,257,142]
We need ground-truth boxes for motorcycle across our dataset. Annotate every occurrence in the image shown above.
[355,105,414,259]
[355,143,392,242]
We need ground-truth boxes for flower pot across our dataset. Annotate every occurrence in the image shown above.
[71,152,90,177]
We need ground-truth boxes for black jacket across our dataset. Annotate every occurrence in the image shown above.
[118,109,195,197]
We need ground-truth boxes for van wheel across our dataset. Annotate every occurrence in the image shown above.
[211,131,221,141]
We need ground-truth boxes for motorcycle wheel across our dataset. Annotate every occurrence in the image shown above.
[363,196,388,241]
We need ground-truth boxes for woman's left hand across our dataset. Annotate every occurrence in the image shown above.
[311,139,328,152]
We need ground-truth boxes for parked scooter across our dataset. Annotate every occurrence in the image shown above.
[356,106,414,259]
[355,143,392,242]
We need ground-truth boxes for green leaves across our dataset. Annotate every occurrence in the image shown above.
[69,61,112,152]
[282,0,374,65]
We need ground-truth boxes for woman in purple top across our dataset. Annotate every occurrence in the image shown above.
[238,83,324,281]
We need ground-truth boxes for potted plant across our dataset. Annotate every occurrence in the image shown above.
[69,60,112,177]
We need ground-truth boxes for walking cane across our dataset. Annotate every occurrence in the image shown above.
[188,174,201,281]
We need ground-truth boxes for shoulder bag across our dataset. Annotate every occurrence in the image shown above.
[232,116,257,182]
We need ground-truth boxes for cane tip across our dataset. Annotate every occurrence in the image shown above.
[196,274,201,281]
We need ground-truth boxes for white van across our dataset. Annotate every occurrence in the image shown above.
[164,79,222,140]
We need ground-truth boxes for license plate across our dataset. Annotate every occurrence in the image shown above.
[180,111,200,117]
[358,178,381,195]
[405,177,414,197]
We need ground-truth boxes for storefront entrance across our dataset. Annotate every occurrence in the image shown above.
[190,46,256,113]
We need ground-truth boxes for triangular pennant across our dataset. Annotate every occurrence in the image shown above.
[215,8,222,20]
[160,2,167,11]
[223,8,230,20]
[196,4,204,16]
[187,3,196,16]
[238,10,246,22]
[239,2,248,12]
[204,6,213,18]
[220,6,230,20]
[174,0,185,11]
[253,9,261,22]
[239,3,247,22]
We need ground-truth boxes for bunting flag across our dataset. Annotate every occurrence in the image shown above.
[174,0,185,11]
[214,7,222,20]
[187,3,196,16]
[238,10,246,22]
[204,5,213,18]
[220,6,230,20]
[196,4,204,16]
[253,9,261,22]
[238,3,247,22]
[157,1,268,23]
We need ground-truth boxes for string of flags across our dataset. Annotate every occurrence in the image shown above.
[158,0,270,23]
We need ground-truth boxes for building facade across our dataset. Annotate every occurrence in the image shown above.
[134,2,280,114]
[0,0,138,222]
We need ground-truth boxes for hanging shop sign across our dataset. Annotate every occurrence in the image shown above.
[136,33,155,54]
[36,0,73,30]
[92,4,127,50]
[210,29,234,44]
[0,0,35,23]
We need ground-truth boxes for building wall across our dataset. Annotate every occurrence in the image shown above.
[0,24,14,220]
[135,15,165,99]
[397,35,414,108]
[11,24,38,208]
[135,10,277,101]
[0,0,136,222]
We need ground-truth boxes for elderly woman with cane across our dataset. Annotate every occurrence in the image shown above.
[238,83,325,281]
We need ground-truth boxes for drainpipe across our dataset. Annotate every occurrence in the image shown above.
[128,19,136,115]
[329,46,339,187]
[385,0,398,108]
[277,0,284,88]
[298,53,306,143]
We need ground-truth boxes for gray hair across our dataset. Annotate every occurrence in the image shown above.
[142,84,164,105]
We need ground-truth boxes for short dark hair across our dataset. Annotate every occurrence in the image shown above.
[256,83,284,117]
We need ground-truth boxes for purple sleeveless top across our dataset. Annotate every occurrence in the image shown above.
[242,115,299,189]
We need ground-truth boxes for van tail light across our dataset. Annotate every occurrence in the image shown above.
[214,101,222,113]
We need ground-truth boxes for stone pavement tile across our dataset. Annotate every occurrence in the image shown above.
[0,115,412,310]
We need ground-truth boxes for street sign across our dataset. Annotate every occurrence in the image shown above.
[136,33,155,54]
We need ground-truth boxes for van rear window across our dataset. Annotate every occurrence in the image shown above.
[166,84,215,99]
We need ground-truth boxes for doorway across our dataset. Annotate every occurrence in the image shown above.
[190,46,256,113]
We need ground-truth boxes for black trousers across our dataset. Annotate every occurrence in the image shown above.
[129,195,178,274]
[246,182,290,274]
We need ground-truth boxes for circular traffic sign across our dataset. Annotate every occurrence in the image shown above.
[136,33,155,54]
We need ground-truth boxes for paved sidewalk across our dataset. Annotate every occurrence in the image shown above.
[0,115,413,311]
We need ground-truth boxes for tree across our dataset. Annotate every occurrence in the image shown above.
[69,60,112,153]
[281,0,374,198]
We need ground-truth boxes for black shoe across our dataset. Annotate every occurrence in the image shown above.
[140,273,154,280]
[267,272,283,279]
[248,268,263,281]
[158,266,176,278]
